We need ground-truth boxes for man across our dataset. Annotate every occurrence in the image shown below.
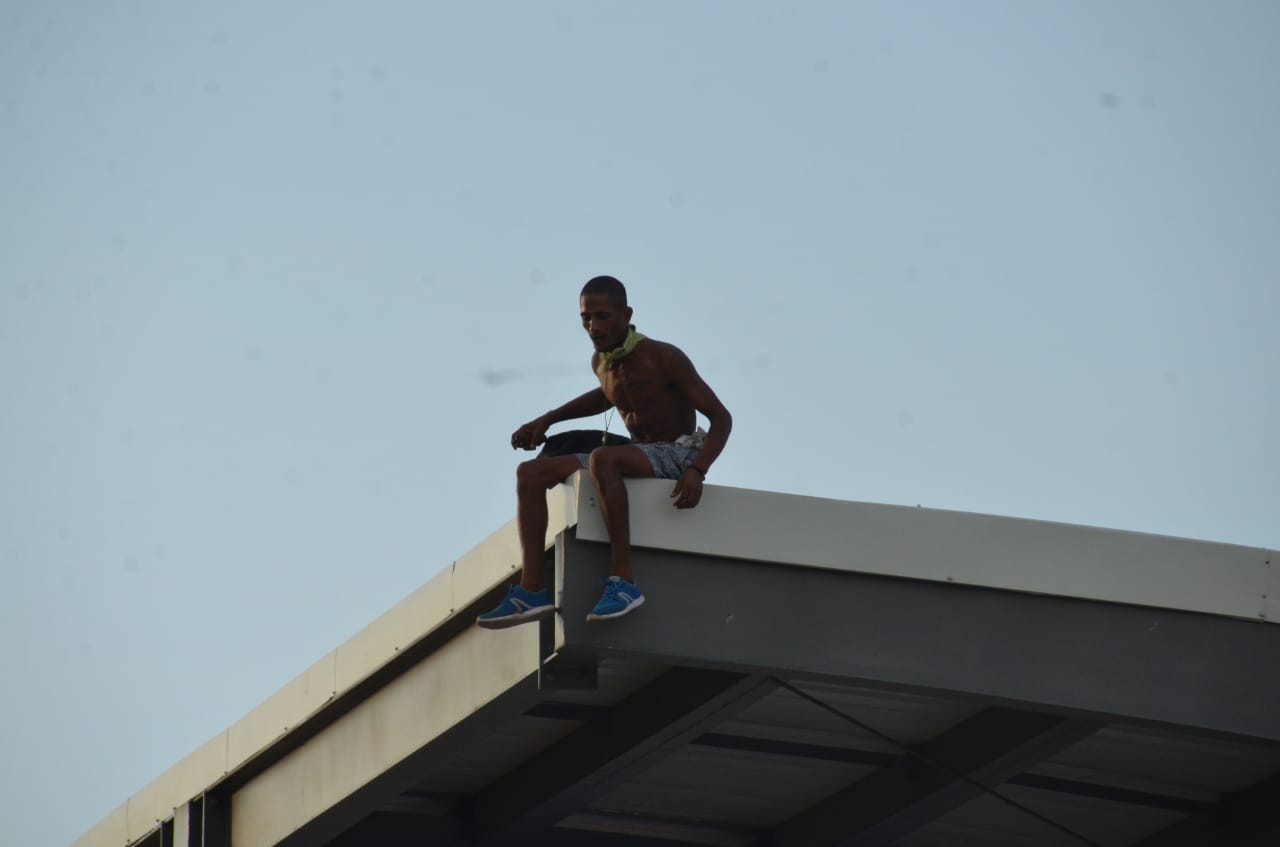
[476,275,732,628]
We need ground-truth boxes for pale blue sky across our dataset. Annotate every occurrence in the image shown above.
[2,2,1277,845]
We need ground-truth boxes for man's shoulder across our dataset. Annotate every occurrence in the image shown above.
[638,336,685,357]
[636,337,695,370]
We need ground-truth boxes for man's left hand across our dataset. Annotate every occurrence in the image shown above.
[671,469,704,509]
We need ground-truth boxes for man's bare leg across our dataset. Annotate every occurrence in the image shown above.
[515,455,586,591]
[586,446,655,583]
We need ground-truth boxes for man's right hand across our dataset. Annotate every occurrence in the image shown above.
[511,417,549,450]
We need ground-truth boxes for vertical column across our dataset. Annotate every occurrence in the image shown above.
[179,794,230,847]
[173,801,193,847]
[202,792,231,847]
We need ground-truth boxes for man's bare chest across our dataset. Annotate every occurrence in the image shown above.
[599,362,670,411]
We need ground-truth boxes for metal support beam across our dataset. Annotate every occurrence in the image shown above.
[1133,771,1280,847]
[471,668,777,845]
[684,733,1213,815]
[1010,773,1212,816]
[771,707,1100,847]
[558,536,1280,742]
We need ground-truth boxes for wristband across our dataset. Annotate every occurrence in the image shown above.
[688,464,707,479]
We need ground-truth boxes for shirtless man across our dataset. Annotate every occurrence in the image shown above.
[476,275,732,627]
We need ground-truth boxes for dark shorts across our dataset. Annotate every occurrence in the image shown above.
[575,441,700,481]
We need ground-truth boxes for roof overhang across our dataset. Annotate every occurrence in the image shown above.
[72,474,1280,847]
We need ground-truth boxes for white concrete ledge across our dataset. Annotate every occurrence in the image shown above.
[573,477,1273,624]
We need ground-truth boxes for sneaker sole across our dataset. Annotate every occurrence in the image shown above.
[585,594,645,622]
[475,605,555,629]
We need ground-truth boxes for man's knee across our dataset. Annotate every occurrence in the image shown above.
[588,446,641,480]
[516,459,550,492]
[586,449,613,480]
[517,457,578,492]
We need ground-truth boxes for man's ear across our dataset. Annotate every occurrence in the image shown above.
[625,306,634,323]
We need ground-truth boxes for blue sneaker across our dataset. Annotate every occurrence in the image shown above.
[476,584,554,629]
[586,576,645,622]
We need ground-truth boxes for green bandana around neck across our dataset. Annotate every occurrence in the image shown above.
[598,326,646,370]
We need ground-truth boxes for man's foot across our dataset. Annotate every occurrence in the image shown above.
[476,584,555,629]
[586,576,645,622]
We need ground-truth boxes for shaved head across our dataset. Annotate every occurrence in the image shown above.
[580,275,628,308]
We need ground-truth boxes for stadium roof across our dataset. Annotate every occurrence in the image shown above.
[73,473,1280,847]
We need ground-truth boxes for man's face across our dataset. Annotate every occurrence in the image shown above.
[580,294,632,352]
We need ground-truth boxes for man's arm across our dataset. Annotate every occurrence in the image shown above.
[511,387,613,450]
[666,346,732,508]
